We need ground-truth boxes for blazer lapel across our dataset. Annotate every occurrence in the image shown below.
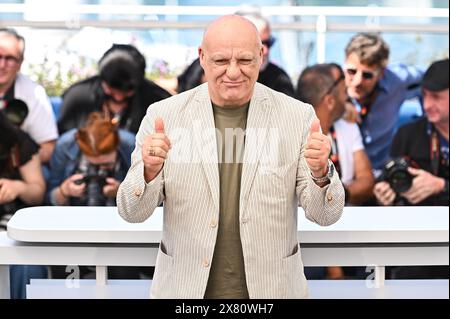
[240,83,273,214]
[188,84,220,212]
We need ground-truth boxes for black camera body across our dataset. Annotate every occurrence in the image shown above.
[0,98,29,126]
[378,157,414,194]
[75,164,114,206]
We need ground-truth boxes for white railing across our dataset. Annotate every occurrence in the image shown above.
[0,4,448,67]
[0,4,448,18]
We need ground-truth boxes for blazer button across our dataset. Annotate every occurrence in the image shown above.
[134,188,142,197]
[209,219,217,228]
[327,195,333,202]
[202,259,210,268]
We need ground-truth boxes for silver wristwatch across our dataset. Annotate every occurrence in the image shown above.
[310,160,334,183]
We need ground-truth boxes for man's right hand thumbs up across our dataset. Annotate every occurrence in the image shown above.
[142,118,171,182]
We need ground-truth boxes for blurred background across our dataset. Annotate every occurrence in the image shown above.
[0,0,448,98]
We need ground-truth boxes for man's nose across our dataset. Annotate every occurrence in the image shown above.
[226,61,241,79]
[112,93,127,103]
[351,71,364,86]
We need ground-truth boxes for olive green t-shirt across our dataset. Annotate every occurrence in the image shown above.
[204,102,250,299]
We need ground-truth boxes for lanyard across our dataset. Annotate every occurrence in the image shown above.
[430,129,440,176]
[329,125,342,178]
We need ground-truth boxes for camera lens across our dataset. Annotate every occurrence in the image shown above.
[85,178,106,206]
[381,157,414,194]
[389,170,413,193]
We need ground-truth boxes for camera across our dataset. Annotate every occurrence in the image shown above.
[74,164,114,206]
[378,157,414,194]
[0,98,29,126]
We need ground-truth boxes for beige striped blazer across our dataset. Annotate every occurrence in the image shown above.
[117,83,345,299]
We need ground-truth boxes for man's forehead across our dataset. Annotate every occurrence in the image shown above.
[0,35,21,52]
[209,48,256,57]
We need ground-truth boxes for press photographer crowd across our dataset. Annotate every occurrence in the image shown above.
[0,14,448,300]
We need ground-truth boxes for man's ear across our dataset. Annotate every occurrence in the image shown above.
[325,94,335,111]
[198,47,204,66]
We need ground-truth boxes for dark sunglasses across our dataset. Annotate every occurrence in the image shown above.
[317,74,345,104]
[345,68,377,80]
[262,36,276,49]
[325,75,345,96]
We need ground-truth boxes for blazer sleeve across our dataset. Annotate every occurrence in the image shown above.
[117,107,165,223]
[295,107,345,226]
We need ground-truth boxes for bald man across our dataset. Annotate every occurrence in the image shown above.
[117,15,344,299]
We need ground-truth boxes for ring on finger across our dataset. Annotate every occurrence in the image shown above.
[148,146,156,156]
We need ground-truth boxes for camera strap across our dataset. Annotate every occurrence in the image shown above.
[357,87,379,126]
[430,127,440,176]
[328,125,342,178]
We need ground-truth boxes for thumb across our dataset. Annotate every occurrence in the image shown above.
[310,119,321,135]
[407,167,421,176]
[155,118,165,134]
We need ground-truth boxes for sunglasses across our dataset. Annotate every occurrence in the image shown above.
[317,74,345,104]
[262,36,276,49]
[345,67,378,80]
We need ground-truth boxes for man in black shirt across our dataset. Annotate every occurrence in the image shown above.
[374,59,449,207]
[58,44,171,135]
[373,59,448,280]
[237,10,295,97]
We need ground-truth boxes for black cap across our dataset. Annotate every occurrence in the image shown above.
[422,59,449,92]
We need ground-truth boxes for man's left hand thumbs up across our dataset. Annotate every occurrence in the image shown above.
[305,119,331,179]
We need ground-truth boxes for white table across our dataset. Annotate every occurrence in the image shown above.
[1,206,448,299]
[25,279,449,299]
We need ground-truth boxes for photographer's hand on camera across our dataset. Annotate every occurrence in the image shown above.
[401,167,446,204]
[373,181,396,206]
[55,173,86,205]
[103,177,120,198]
[142,118,171,183]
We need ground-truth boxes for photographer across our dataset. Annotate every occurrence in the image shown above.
[0,28,58,164]
[48,112,134,206]
[374,59,448,207]
[343,33,424,174]
[48,112,145,280]
[57,44,171,135]
[0,111,45,228]
[0,110,46,299]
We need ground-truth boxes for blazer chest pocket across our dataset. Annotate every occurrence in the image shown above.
[254,161,297,200]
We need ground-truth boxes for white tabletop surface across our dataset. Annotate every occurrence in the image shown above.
[7,206,449,244]
[25,279,449,299]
